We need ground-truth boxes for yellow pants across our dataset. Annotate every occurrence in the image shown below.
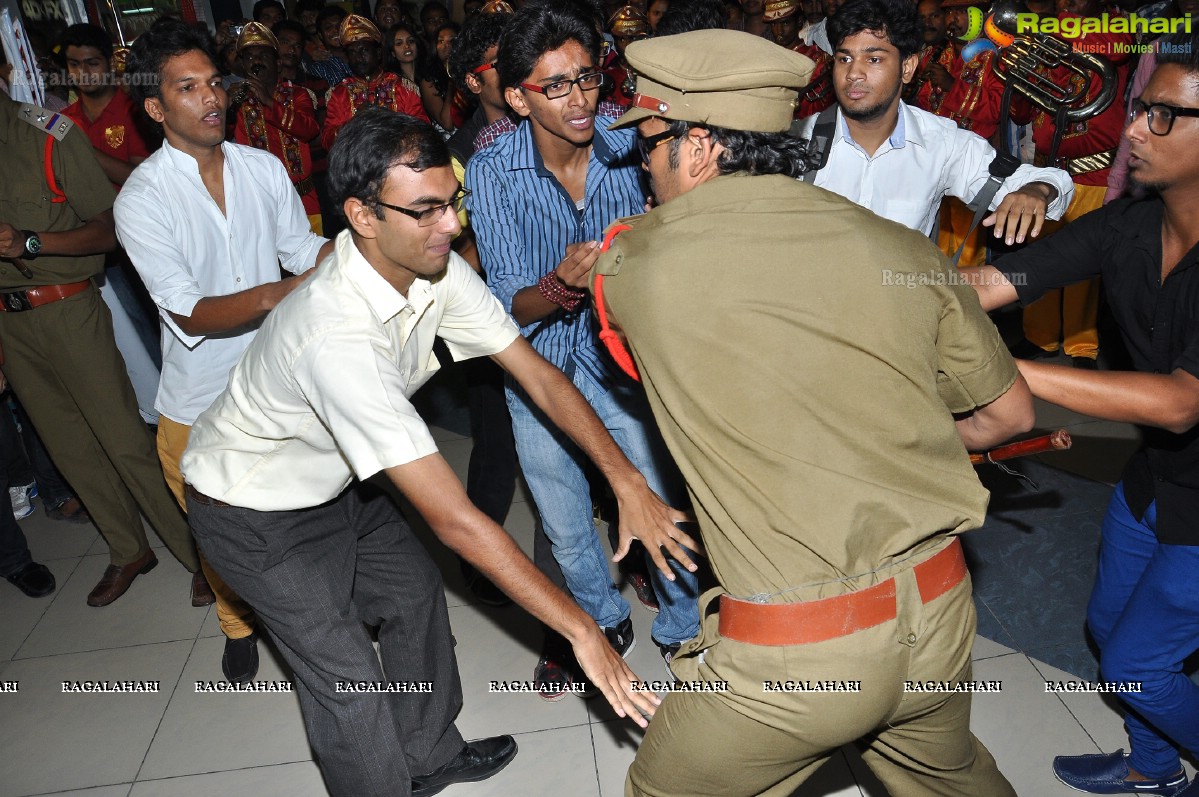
[157,416,256,640]
[1020,183,1106,360]
[308,213,323,237]
[937,197,988,269]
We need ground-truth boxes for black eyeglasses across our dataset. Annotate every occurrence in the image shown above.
[376,187,470,227]
[1129,98,1199,136]
[520,71,605,100]
[636,130,677,164]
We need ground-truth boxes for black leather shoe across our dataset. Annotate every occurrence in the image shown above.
[411,736,518,797]
[5,561,55,598]
[221,633,259,684]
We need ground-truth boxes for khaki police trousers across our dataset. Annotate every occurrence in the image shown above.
[0,286,197,569]
[627,548,1016,797]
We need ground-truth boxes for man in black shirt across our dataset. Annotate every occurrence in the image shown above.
[965,34,1199,797]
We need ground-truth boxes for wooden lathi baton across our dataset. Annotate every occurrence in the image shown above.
[969,430,1072,465]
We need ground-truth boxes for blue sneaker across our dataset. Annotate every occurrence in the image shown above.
[1052,750,1189,795]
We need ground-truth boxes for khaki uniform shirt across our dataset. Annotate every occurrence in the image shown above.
[593,173,1017,601]
[0,98,115,289]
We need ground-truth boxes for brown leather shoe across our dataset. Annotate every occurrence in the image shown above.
[190,569,216,607]
[87,549,158,607]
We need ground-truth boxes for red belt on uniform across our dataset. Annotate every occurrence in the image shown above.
[718,538,967,646]
[0,280,92,312]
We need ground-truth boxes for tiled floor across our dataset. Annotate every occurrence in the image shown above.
[1,400,1192,797]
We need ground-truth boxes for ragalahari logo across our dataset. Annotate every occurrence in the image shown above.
[957,10,1193,57]
[1015,13,1192,37]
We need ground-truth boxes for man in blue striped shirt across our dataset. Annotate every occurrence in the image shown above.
[466,2,700,693]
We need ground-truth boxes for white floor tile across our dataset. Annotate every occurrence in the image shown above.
[0,641,191,797]
[590,719,644,797]
[20,510,102,562]
[972,634,1015,662]
[454,724,600,797]
[16,554,207,659]
[1026,657,1150,765]
[128,762,326,797]
[449,602,591,740]
[0,557,80,661]
[435,499,540,611]
[28,786,133,797]
[196,605,221,639]
[138,636,311,780]
[971,653,1099,796]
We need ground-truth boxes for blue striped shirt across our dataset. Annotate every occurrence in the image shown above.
[465,117,647,386]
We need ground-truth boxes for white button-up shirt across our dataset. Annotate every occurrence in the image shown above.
[114,141,327,425]
[797,103,1074,237]
[181,231,520,511]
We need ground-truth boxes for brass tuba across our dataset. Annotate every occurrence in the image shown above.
[989,0,1118,124]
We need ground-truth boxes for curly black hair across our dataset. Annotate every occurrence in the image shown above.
[497,1,600,89]
[827,0,922,60]
[125,18,217,102]
[448,11,513,94]
[662,119,814,179]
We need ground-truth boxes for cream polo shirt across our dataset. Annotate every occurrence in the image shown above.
[181,230,520,511]
[115,141,328,425]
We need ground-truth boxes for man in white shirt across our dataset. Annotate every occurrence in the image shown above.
[114,19,334,684]
[797,0,1073,245]
[801,0,841,54]
[181,108,690,797]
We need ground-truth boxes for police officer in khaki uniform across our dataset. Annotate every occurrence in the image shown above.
[590,29,1031,797]
[0,94,205,607]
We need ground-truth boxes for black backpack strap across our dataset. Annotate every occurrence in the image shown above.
[951,152,1021,265]
[795,105,839,183]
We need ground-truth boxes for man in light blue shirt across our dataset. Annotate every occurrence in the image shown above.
[467,2,700,694]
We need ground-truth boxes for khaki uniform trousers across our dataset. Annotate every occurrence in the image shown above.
[0,286,197,569]
[1021,183,1106,360]
[157,416,256,639]
[627,544,1016,797]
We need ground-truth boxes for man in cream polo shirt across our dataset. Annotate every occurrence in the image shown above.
[180,109,692,797]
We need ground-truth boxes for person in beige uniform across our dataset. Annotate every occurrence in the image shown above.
[590,29,1033,797]
[0,95,205,608]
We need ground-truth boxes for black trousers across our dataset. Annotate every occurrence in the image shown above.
[188,482,466,797]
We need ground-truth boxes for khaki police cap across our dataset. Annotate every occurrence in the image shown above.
[610,29,815,133]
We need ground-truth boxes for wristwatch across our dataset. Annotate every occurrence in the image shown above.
[21,231,42,258]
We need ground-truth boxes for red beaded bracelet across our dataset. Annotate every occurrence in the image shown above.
[537,271,586,312]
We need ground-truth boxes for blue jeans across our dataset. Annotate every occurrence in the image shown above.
[1086,483,1199,779]
[506,367,699,646]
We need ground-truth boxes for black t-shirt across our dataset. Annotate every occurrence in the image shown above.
[996,195,1199,545]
